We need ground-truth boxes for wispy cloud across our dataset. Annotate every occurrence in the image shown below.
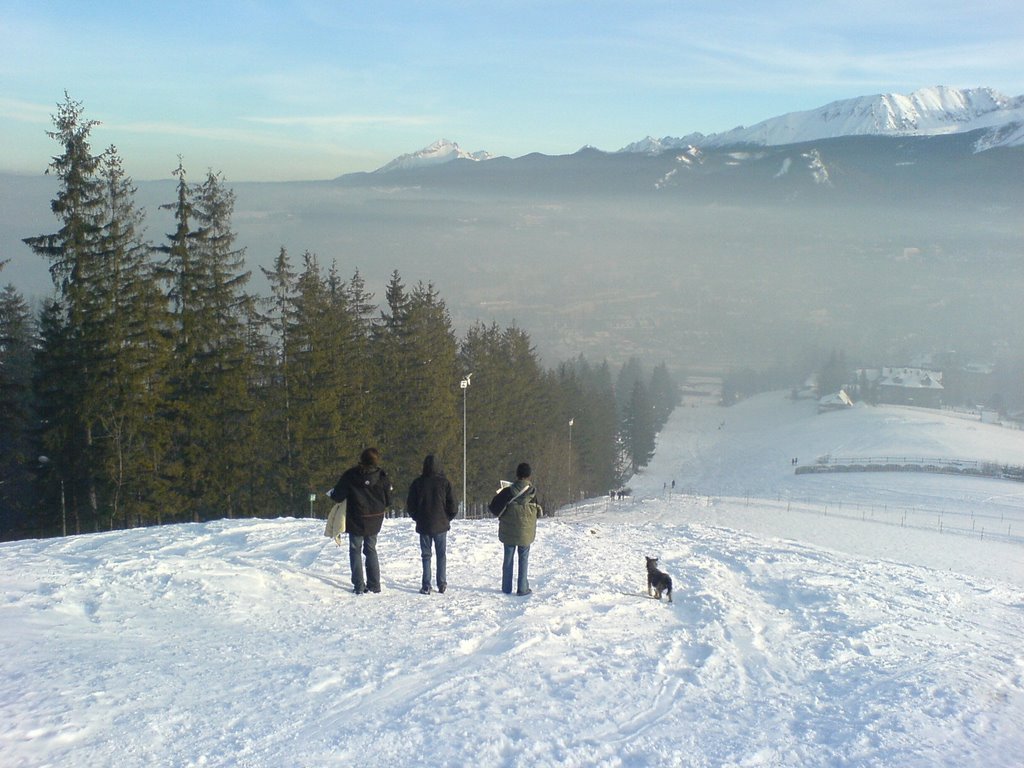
[242,114,437,129]
[0,98,58,124]
[104,118,367,158]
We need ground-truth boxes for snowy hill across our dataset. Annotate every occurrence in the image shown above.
[2,394,1023,766]
[374,138,495,173]
[619,86,1024,153]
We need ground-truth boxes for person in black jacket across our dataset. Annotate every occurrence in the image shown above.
[406,454,456,594]
[329,447,393,594]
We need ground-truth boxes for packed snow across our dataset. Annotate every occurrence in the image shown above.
[2,393,1023,767]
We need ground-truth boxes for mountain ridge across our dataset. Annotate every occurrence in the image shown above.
[370,86,1024,173]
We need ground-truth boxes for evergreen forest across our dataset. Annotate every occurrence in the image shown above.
[0,96,679,540]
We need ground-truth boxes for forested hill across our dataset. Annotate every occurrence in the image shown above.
[0,97,680,541]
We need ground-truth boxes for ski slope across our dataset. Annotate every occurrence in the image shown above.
[2,394,1022,767]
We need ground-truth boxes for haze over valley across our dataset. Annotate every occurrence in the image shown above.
[3,87,1023,382]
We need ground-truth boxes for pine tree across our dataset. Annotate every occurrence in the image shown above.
[369,273,460,492]
[155,162,198,520]
[0,284,38,538]
[459,322,513,506]
[587,360,621,488]
[193,169,255,519]
[556,356,620,499]
[459,322,553,507]
[615,357,644,423]
[340,268,379,455]
[33,300,76,534]
[397,281,461,491]
[91,147,171,529]
[159,165,254,521]
[648,362,680,432]
[622,378,656,475]
[257,247,299,512]
[287,253,341,508]
[23,94,108,531]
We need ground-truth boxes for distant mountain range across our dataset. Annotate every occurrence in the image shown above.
[6,87,1023,373]
[368,86,1024,174]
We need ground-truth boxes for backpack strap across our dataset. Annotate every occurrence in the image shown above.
[498,483,532,518]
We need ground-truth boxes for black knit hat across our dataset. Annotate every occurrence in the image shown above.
[516,462,532,479]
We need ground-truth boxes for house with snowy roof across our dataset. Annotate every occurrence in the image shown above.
[876,367,944,408]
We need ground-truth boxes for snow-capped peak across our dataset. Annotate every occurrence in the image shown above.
[619,133,707,155]
[374,139,494,173]
[707,86,1023,146]
[619,87,1024,153]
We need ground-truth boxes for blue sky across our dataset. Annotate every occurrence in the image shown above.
[2,0,1023,181]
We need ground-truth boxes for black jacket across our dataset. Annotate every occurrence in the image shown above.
[406,455,456,536]
[329,464,392,536]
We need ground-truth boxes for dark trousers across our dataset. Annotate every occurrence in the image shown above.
[419,532,448,590]
[348,533,380,591]
[502,544,530,594]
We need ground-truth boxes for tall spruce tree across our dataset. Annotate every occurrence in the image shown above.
[374,270,411,477]
[372,273,460,491]
[32,300,77,534]
[156,162,198,520]
[287,253,343,509]
[459,322,513,506]
[622,378,656,475]
[91,147,170,529]
[257,247,299,512]
[459,323,551,505]
[23,94,108,532]
[587,360,621,488]
[397,281,461,491]
[340,268,379,456]
[159,165,254,521]
[0,284,38,538]
[556,356,620,499]
[615,357,644,422]
[648,362,680,433]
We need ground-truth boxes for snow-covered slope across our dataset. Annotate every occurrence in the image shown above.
[621,86,1024,153]
[3,395,1023,767]
[374,138,494,172]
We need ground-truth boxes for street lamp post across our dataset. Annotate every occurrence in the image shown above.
[461,373,473,517]
[568,417,574,506]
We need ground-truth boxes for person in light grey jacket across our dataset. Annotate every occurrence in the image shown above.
[488,462,542,596]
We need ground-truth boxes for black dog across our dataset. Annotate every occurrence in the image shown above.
[646,556,673,602]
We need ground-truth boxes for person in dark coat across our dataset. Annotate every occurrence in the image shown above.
[488,462,542,596]
[406,454,456,594]
[329,447,393,594]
